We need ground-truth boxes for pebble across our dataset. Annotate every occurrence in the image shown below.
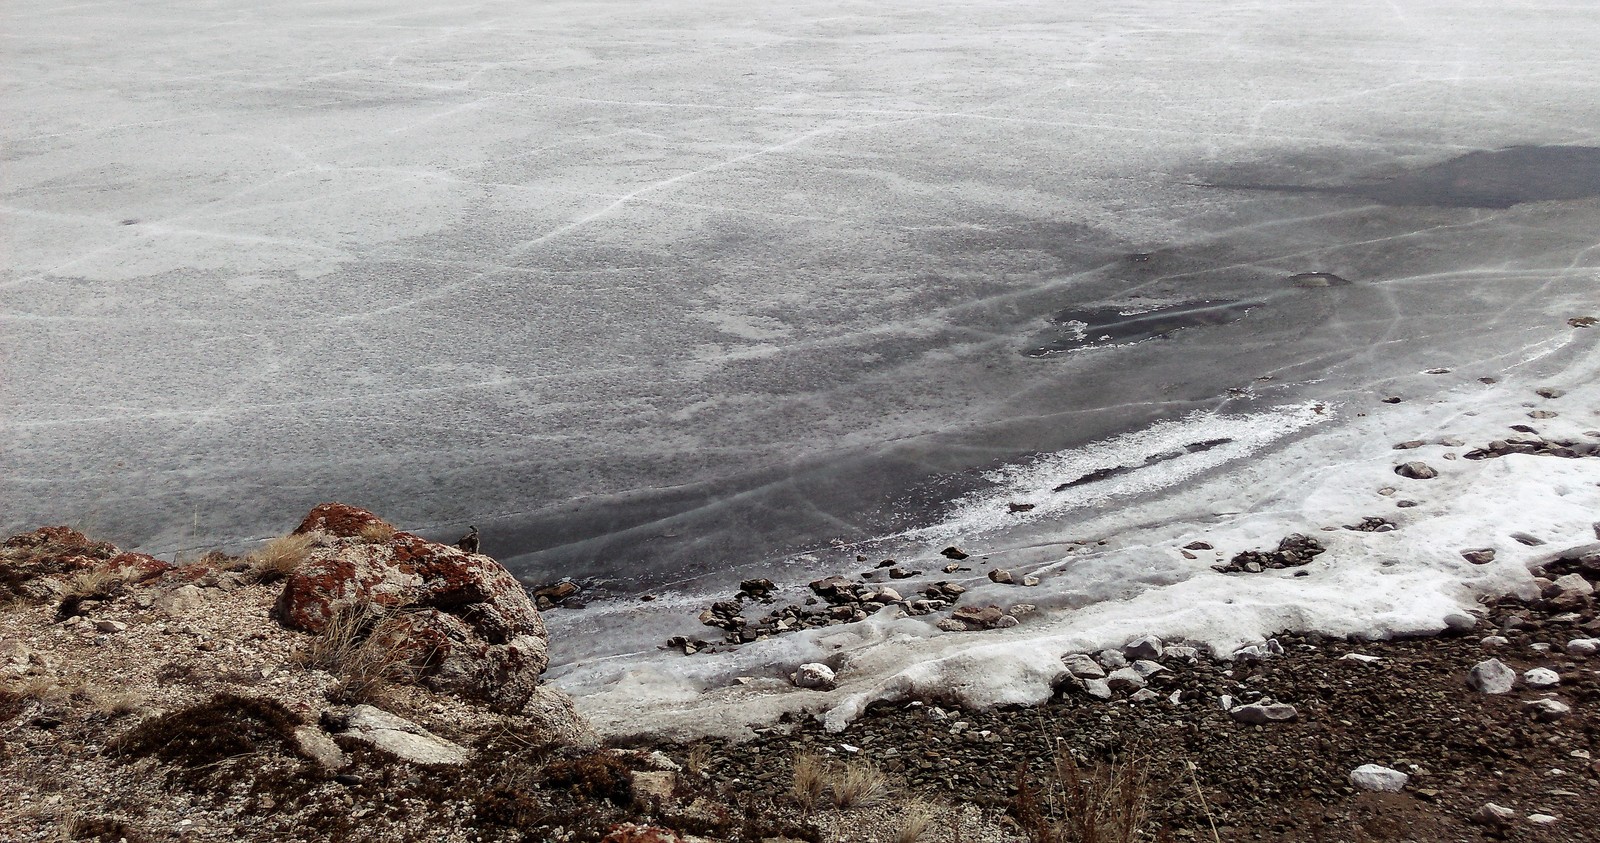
[1229,703,1298,725]
[1480,636,1509,647]
[1471,803,1516,826]
[1566,638,1599,656]
[1524,699,1570,721]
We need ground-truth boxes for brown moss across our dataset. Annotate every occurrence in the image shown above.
[110,693,306,789]
[543,750,634,804]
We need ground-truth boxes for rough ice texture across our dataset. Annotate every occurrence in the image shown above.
[278,504,549,712]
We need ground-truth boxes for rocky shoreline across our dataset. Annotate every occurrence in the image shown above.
[3,376,1599,842]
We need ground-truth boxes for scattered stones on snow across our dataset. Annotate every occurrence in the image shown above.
[1213,534,1325,574]
[1343,516,1396,533]
[791,663,836,690]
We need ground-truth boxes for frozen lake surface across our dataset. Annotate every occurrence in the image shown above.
[5,1,1599,731]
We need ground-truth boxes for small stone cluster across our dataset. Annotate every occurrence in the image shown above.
[1463,432,1599,460]
[1212,533,1326,574]
[673,569,983,652]
[1058,633,1307,723]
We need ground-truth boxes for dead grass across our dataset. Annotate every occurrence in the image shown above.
[890,800,941,843]
[1013,747,1152,843]
[89,687,146,719]
[358,522,397,544]
[246,533,315,583]
[791,752,828,810]
[830,758,889,809]
[298,603,418,702]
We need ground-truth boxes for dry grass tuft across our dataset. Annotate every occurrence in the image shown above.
[830,758,890,809]
[299,603,418,702]
[1013,747,1151,843]
[246,533,315,583]
[891,800,941,843]
[90,687,146,719]
[359,521,398,544]
[791,752,828,810]
[686,742,711,778]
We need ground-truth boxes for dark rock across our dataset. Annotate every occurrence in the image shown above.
[940,547,970,560]
[1394,461,1438,479]
[1461,548,1496,565]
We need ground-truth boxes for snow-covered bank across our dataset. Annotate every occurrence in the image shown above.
[556,327,1600,738]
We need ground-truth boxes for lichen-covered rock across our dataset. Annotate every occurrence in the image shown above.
[1,527,172,601]
[275,503,549,713]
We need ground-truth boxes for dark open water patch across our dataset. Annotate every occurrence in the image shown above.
[1210,145,1600,209]
[1025,299,1261,357]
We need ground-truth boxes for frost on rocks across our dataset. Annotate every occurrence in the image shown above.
[1467,658,1516,694]
[1522,667,1561,689]
[329,705,469,766]
[791,663,836,690]
[1348,764,1409,792]
[1096,649,1128,669]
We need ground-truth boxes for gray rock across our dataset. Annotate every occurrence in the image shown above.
[1552,573,1594,597]
[791,663,836,690]
[1467,658,1516,694]
[1162,645,1201,663]
[1523,667,1560,689]
[994,614,1020,629]
[1460,548,1496,565]
[1229,703,1298,724]
[155,585,207,616]
[1105,667,1147,692]
[1565,638,1600,656]
[1061,653,1106,679]
[94,620,127,633]
[293,726,347,770]
[987,569,1015,585]
[1348,764,1408,792]
[1480,635,1509,647]
[1123,635,1163,661]
[1394,461,1438,480]
[1096,649,1128,669]
[1471,803,1516,827]
[1525,698,1570,721]
[1021,575,1041,587]
[336,705,469,765]
[1128,689,1159,702]
[1080,678,1113,700]
[936,618,968,632]
[1526,814,1559,826]
[1130,659,1167,678]
[1442,613,1477,632]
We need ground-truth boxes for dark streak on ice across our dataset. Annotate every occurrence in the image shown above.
[1026,300,1262,357]
[1051,437,1235,492]
[1209,145,1600,209]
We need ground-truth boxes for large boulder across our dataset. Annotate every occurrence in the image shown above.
[276,503,550,713]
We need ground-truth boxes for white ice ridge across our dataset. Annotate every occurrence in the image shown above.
[903,402,1332,543]
[563,336,1600,740]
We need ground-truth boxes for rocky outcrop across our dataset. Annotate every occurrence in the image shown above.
[275,503,550,713]
[0,526,171,601]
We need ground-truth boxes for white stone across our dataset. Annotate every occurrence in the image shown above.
[1162,645,1201,663]
[1523,667,1561,689]
[94,620,127,633]
[994,614,1020,628]
[1526,814,1559,826]
[1096,649,1128,669]
[1128,689,1159,702]
[1565,638,1599,657]
[1339,653,1382,664]
[1020,575,1040,587]
[1348,764,1408,792]
[1480,635,1509,647]
[792,663,836,689]
[1467,658,1516,694]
